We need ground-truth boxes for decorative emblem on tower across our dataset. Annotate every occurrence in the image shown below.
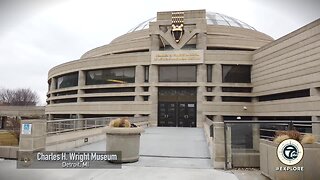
[171,11,184,43]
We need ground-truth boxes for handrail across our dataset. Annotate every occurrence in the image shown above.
[47,116,149,135]
[46,117,115,123]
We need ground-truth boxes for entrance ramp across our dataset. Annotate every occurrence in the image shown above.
[76,127,212,169]
[140,127,210,158]
[130,127,211,169]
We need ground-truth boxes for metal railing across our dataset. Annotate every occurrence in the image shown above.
[47,116,149,135]
[222,120,319,170]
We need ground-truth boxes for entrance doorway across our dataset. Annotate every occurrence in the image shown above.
[158,88,197,127]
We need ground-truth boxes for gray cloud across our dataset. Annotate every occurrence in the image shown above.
[0,0,67,35]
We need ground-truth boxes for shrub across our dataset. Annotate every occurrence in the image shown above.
[274,130,317,144]
[275,130,301,142]
[109,117,131,128]
[301,134,317,144]
[273,135,290,144]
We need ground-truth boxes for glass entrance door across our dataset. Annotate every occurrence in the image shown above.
[158,88,197,127]
[178,103,196,127]
[158,102,177,127]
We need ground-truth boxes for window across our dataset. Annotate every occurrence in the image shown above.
[84,88,135,94]
[56,72,78,89]
[143,87,149,92]
[207,47,255,51]
[258,89,310,102]
[143,96,149,101]
[206,96,213,101]
[86,67,135,85]
[207,65,212,82]
[53,98,77,104]
[222,65,251,83]
[144,66,149,83]
[54,90,78,96]
[159,65,196,82]
[222,87,252,93]
[206,87,213,92]
[222,96,251,102]
[158,88,197,102]
[52,114,74,120]
[83,96,135,102]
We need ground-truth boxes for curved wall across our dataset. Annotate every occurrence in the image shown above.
[46,9,276,127]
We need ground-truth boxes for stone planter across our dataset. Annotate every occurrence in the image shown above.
[106,127,144,163]
[260,139,320,180]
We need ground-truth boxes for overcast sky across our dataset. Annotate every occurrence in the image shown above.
[0,0,319,105]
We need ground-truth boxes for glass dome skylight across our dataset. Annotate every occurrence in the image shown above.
[128,12,255,33]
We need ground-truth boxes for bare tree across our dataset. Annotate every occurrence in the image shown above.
[0,88,14,105]
[0,88,39,106]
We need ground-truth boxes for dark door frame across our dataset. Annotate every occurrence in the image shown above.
[158,87,197,127]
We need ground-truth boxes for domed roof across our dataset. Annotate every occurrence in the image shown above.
[128,12,255,32]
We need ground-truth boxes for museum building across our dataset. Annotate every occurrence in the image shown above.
[46,10,320,136]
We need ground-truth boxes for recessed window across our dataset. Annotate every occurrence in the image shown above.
[143,96,149,101]
[56,72,78,89]
[144,66,149,83]
[84,88,135,93]
[207,65,212,82]
[222,96,251,102]
[54,90,78,96]
[207,47,255,51]
[158,88,197,102]
[222,65,251,83]
[143,87,149,92]
[222,87,252,93]
[258,89,310,102]
[83,96,135,102]
[52,114,75,120]
[53,98,77,104]
[206,87,213,92]
[86,67,135,85]
[159,65,196,82]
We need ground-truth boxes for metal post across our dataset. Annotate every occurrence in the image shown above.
[224,123,228,170]
[58,121,61,134]
[289,120,293,130]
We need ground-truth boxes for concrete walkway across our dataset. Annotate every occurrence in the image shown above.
[77,127,213,169]
[0,127,241,180]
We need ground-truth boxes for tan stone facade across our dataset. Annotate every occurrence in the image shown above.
[46,10,320,130]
